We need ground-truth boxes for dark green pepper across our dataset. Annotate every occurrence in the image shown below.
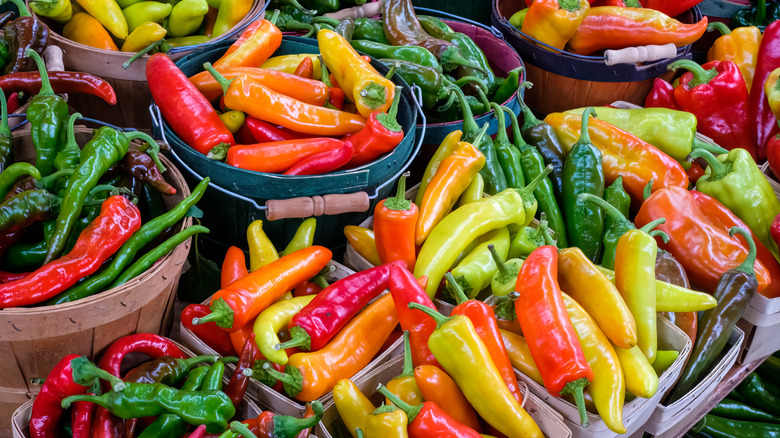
[736,373,780,417]
[350,39,442,71]
[669,227,759,403]
[0,162,40,200]
[562,108,604,263]
[505,106,567,248]
[732,0,780,29]
[53,113,83,172]
[380,58,445,111]
[121,355,218,386]
[0,189,60,233]
[489,103,525,189]
[334,17,354,40]
[300,0,340,14]
[353,18,389,44]
[0,86,12,173]
[693,414,780,438]
[603,176,630,233]
[579,193,635,270]
[0,39,10,72]
[491,67,522,105]
[25,48,67,177]
[758,355,780,387]
[2,219,55,268]
[710,398,780,423]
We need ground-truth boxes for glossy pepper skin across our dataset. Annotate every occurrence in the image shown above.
[214,19,282,70]
[147,54,234,155]
[694,414,780,438]
[253,295,315,364]
[389,263,440,368]
[71,0,128,39]
[415,130,462,206]
[343,86,405,167]
[567,7,708,55]
[25,50,68,178]
[500,329,544,384]
[414,365,481,431]
[182,304,236,357]
[603,177,630,240]
[344,225,381,266]
[226,138,345,173]
[379,59,444,111]
[692,148,780,260]
[3,0,49,74]
[645,78,680,110]
[99,333,186,379]
[29,0,72,22]
[350,40,441,71]
[707,22,762,91]
[121,21,167,52]
[521,0,589,50]
[751,20,780,161]
[333,379,375,437]
[490,104,525,190]
[0,70,117,105]
[212,0,252,37]
[282,140,354,175]
[447,227,510,298]
[519,92,567,203]
[385,331,425,406]
[62,12,117,50]
[670,59,756,158]
[374,175,417,269]
[711,397,780,423]
[408,303,543,437]
[655,250,697,345]
[190,67,329,106]
[736,372,780,417]
[167,0,208,37]
[561,108,605,263]
[515,245,593,427]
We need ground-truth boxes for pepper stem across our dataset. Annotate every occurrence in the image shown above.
[377,384,420,423]
[559,377,590,428]
[688,148,730,180]
[731,227,756,275]
[649,229,670,243]
[517,164,553,202]
[25,49,53,96]
[384,172,411,211]
[275,325,312,351]
[271,401,324,436]
[356,429,365,438]
[707,22,732,35]
[493,292,518,320]
[69,356,126,392]
[244,361,276,387]
[385,63,397,80]
[408,302,451,329]
[122,39,164,70]
[476,88,491,112]
[668,60,718,88]
[691,137,728,155]
[229,421,259,438]
[757,0,766,26]
[397,331,414,378]
[639,217,666,235]
[204,62,233,95]
[65,112,81,151]
[375,86,402,132]
[192,297,234,329]
[268,8,280,25]
[445,80,478,134]
[578,193,630,227]
[5,0,30,17]
[644,179,654,200]
[61,393,107,410]
[518,82,541,130]
[124,131,166,172]
[575,107,596,147]
[262,362,303,396]
[489,243,510,278]
[539,217,556,246]
[318,55,332,87]
[359,82,388,110]
[455,76,488,94]
[439,45,482,72]
[502,104,528,148]
[445,272,469,305]
[490,103,510,145]
[312,274,329,289]
[0,87,8,138]
[558,0,581,12]
[39,168,74,190]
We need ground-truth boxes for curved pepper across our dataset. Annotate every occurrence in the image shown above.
[212,0,252,37]
[253,295,315,365]
[29,0,72,22]
[72,0,128,39]
[333,379,375,438]
[447,227,510,299]
[343,86,405,167]
[415,130,462,206]
[344,225,380,266]
[62,12,117,50]
[380,384,482,437]
[167,0,208,36]
[190,67,329,105]
[707,22,761,91]
[260,54,322,79]
[121,22,167,52]
[26,50,68,178]
[614,343,658,398]
[521,0,589,50]
[388,263,440,368]
[414,365,482,431]
[214,19,282,70]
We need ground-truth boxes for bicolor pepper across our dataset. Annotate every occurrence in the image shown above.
[62,12,118,50]
[72,0,128,38]
[413,365,481,431]
[521,0,589,50]
[343,86,405,167]
[707,22,762,91]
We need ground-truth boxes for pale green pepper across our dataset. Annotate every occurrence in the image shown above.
[167,0,209,37]
[446,227,510,299]
[489,243,523,297]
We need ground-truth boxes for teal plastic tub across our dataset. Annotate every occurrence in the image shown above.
[151,37,424,260]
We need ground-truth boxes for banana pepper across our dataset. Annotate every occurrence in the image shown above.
[63,12,118,50]
[521,0,589,50]
[120,22,167,52]
[415,130,463,206]
[212,0,252,37]
[333,379,374,438]
[246,220,279,272]
[122,1,172,33]
[167,0,209,37]
[253,295,315,365]
[29,0,72,22]
[73,0,128,39]
[447,227,510,299]
[260,54,322,80]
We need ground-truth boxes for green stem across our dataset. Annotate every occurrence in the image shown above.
[490,103,510,144]
[575,107,596,147]
[643,179,655,201]
[455,76,488,94]
[262,362,302,396]
[408,302,450,329]
[385,63,397,80]
[61,393,108,410]
[375,86,402,132]
[518,82,541,130]
[445,80,478,134]
[649,229,670,243]
[122,39,164,70]
[203,62,233,94]
[488,243,509,277]
[559,377,590,428]
[125,131,166,172]
[757,0,766,25]
[275,325,311,351]
[517,164,552,202]
[691,137,728,155]
[638,217,666,235]
[268,9,280,25]
[5,0,30,17]
[192,297,234,329]
[558,0,580,12]
[313,274,329,289]
[578,193,630,227]
[444,272,469,305]
[688,148,730,179]
[39,168,74,190]
[502,104,527,149]
[476,87,490,112]
[69,357,126,392]
[230,421,259,438]
[539,217,555,246]
[707,22,732,35]
[0,87,8,137]
[271,401,324,436]
[731,227,756,275]
[668,60,718,87]
[356,429,364,438]
[470,123,490,152]
[25,49,53,96]
[376,384,419,423]
[398,331,413,378]
[384,173,410,211]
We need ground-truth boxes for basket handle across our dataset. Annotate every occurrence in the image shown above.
[324,0,382,19]
[266,192,370,221]
[604,43,678,66]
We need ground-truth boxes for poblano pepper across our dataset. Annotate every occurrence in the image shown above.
[350,39,442,71]
[25,49,68,177]
[603,176,630,235]
[491,67,522,105]
[380,59,445,111]
[490,103,525,189]
[353,18,389,44]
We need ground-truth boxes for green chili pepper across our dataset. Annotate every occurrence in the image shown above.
[447,226,510,299]
[504,105,567,248]
[62,383,236,433]
[508,219,549,259]
[710,398,780,423]
[0,189,61,233]
[281,218,316,256]
[436,93,487,123]
[351,40,442,71]
[25,49,68,177]
[736,373,780,417]
[47,177,210,304]
[300,0,340,13]
[271,0,316,16]
[603,176,630,234]
[142,183,166,221]
[518,83,566,203]
[0,162,41,200]
[562,108,604,263]
[353,18,389,44]
[578,193,635,270]
[695,414,780,437]
[491,67,522,105]
[489,242,523,296]
[123,355,219,385]
[167,0,208,37]
[758,355,780,387]
[3,220,55,268]
[0,87,12,173]
[53,113,83,172]
[202,359,226,391]
[489,103,525,189]
[669,227,758,403]
[379,59,444,111]
[44,127,162,263]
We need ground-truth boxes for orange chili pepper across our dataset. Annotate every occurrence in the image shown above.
[190,67,329,105]
[214,19,282,69]
[375,175,418,270]
[204,65,367,136]
[294,57,314,79]
[221,246,249,288]
[194,246,332,332]
[414,365,482,432]
[287,293,398,401]
[226,138,346,173]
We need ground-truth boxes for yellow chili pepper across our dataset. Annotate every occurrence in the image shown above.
[253,295,315,365]
[247,220,278,271]
[122,1,172,33]
[447,227,510,299]
[614,345,659,398]
[120,22,167,52]
[218,110,245,133]
[706,22,761,91]
[30,0,73,22]
[499,329,543,385]
[282,218,316,256]
[457,174,484,207]
[62,12,119,50]
[385,332,425,407]
[415,130,463,206]
[562,292,626,434]
[73,0,128,39]
[261,54,322,79]
[318,29,396,118]
[344,225,381,266]
[558,247,637,349]
[212,0,252,37]
[333,379,375,438]
[365,406,409,438]
[652,350,680,375]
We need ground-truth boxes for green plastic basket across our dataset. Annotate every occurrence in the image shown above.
[150,37,424,260]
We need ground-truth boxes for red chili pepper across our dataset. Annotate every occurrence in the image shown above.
[227,138,346,173]
[446,272,523,405]
[644,78,680,110]
[98,333,186,378]
[70,401,96,438]
[293,280,323,297]
[751,20,780,161]
[343,87,404,167]
[182,304,237,357]
[29,354,87,438]
[378,385,483,438]
[328,87,346,110]
[146,53,234,155]
[235,123,256,144]
[670,59,756,157]
[7,92,18,113]
[514,245,593,427]
[294,57,314,79]
[278,261,405,351]
[282,140,354,175]
[230,318,264,360]
[224,333,257,408]
[90,407,125,438]
[686,161,706,184]
[245,117,302,143]
[0,270,29,283]
[0,71,117,104]
[221,245,249,288]
[388,263,440,368]
[0,195,141,308]
[185,425,207,438]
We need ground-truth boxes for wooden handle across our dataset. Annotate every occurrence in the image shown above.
[265,192,370,221]
[324,0,382,19]
[44,45,65,72]
[604,43,677,66]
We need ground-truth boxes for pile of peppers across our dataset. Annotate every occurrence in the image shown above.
[0,48,207,308]
[149,17,407,175]
[28,333,323,437]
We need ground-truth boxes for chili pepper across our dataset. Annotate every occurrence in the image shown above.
[655,250,697,345]
[613,341,658,399]
[351,17,387,43]
[213,19,282,71]
[456,174,484,208]
[707,22,761,92]
[640,0,704,19]
[668,60,755,157]
[0,92,10,174]
[373,175,417,269]
[759,356,780,386]
[286,293,398,401]
[333,379,375,437]
[751,21,780,161]
[239,402,324,437]
[645,78,680,110]
[384,331,425,406]
[61,12,118,50]
[736,372,780,416]
[182,304,236,356]
[415,130,462,205]
[733,0,780,27]
[29,0,72,22]
[51,113,83,173]
[489,104,525,190]
[293,57,314,79]
[147,53,234,155]
[447,227,510,298]
[344,225,380,266]
[388,263,440,368]
[343,87,404,167]
[121,22,167,52]
[3,0,49,74]
[122,355,218,386]
[166,0,208,36]
[0,163,40,201]
[415,125,487,246]
[603,176,630,236]
[364,404,408,437]
[578,193,635,271]
[514,245,592,426]
[490,68,523,106]
[209,0,251,37]
[260,54,321,79]
[2,67,119,104]
[226,137,345,173]
[497,330,542,385]
[118,149,177,195]
[221,334,256,408]
[518,90,566,203]
[253,295,314,364]
[99,333,186,379]
[350,40,441,72]
[191,68,329,106]
[282,140,354,175]
[117,236,207,288]
[650,350,679,375]
[380,59,444,111]
[711,398,780,423]
[694,414,780,437]
[241,118,299,144]
[413,365,481,432]
[244,220,276,273]
[520,0,589,50]
[488,243,522,297]
[217,110,244,135]
[669,227,757,401]
[280,218,316,257]
[71,0,127,38]
[567,7,707,55]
